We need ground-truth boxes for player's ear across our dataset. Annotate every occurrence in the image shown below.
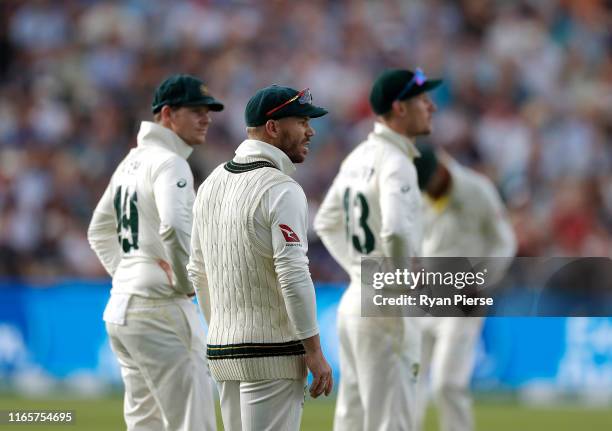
[264,119,280,138]
[160,105,175,123]
[391,100,407,117]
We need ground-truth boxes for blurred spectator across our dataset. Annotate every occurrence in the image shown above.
[0,0,609,280]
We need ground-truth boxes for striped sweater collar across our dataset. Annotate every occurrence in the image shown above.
[234,139,296,176]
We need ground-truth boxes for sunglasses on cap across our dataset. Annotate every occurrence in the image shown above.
[266,88,313,116]
[395,68,427,101]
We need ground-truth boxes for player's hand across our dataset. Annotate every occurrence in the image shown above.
[302,335,333,398]
[157,259,173,287]
[305,350,333,398]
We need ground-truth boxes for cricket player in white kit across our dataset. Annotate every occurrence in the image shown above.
[315,68,442,431]
[412,144,517,431]
[188,85,333,431]
[88,75,223,431]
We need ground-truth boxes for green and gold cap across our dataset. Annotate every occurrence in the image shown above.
[370,68,442,115]
[152,74,224,114]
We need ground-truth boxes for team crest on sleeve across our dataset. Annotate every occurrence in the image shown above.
[279,224,301,243]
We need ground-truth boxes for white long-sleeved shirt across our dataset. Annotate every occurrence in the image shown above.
[421,158,516,258]
[421,158,517,285]
[314,122,423,314]
[88,121,196,298]
[188,140,318,380]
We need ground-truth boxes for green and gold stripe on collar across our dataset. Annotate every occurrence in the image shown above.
[224,160,278,173]
[207,340,305,360]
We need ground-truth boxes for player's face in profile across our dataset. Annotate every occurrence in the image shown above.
[276,116,315,164]
[169,106,212,146]
[403,93,436,136]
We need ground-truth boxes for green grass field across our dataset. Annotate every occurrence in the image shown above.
[0,395,610,430]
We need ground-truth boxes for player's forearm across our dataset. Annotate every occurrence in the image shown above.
[276,259,319,339]
[87,211,121,276]
[487,223,517,259]
[89,238,121,276]
[314,204,352,270]
[159,224,193,295]
[187,216,211,322]
[187,263,211,324]
[483,224,517,285]
[317,231,351,272]
[301,333,323,354]
[380,196,422,260]
[381,232,418,260]
[313,203,341,239]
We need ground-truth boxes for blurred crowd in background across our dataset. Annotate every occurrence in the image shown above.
[0,0,610,281]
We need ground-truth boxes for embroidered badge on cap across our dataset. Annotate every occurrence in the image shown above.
[279,224,300,243]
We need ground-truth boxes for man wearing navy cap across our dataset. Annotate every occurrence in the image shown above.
[88,74,223,431]
[315,68,441,431]
[188,85,333,431]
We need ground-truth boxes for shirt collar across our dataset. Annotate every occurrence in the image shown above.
[136,121,193,160]
[371,122,420,159]
[234,139,296,176]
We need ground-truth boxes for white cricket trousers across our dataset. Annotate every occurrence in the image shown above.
[106,296,216,431]
[415,317,483,431]
[217,379,306,431]
[334,314,421,431]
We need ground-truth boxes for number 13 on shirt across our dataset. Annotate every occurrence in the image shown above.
[342,187,375,254]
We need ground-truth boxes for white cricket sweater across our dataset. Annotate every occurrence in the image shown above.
[421,158,516,258]
[88,121,196,298]
[188,139,319,381]
[314,122,424,316]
